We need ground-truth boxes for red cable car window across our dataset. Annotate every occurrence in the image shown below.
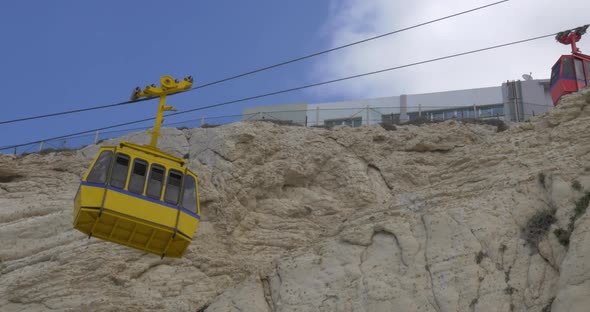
[574,59,585,81]
[550,61,561,85]
[584,61,590,82]
[562,58,575,79]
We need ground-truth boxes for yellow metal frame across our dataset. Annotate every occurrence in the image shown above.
[131,75,193,148]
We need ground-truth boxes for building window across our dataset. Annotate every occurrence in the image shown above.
[492,106,504,116]
[432,112,444,120]
[325,117,362,128]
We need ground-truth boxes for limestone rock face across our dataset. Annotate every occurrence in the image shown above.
[1,88,590,312]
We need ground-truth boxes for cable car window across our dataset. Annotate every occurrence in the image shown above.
[87,151,113,184]
[562,58,575,79]
[128,159,148,195]
[182,175,197,214]
[574,59,584,81]
[164,170,183,204]
[550,61,561,85]
[110,154,130,189]
[585,61,590,82]
[146,164,165,200]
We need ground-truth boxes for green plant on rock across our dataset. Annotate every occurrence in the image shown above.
[522,208,556,251]
[571,180,582,191]
[552,191,590,247]
[573,191,590,219]
[553,228,570,247]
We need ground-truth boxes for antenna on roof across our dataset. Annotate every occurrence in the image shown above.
[522,72,533,81]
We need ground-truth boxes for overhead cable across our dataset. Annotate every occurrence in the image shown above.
[0,0,509,125]
[0,31,558,151]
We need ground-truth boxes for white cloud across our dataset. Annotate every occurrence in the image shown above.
[310,0,590,99]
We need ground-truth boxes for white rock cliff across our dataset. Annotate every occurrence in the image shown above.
[1,89,589,312]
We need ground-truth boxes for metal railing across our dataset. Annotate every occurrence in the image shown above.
[0,102,551,155]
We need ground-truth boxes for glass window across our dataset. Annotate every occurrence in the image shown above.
[574,59,585,81]
[562,57,575,79]
[128,159,148,195]
[445,111,457,119]
[146,164,165,200]
[492,106,504,116]
[87,151,112,184]
[110,154,130,189]
[352,117,362,127]
[585,61,590,82]
[550,61,561,85]
[182,175,197,214]
[164,170,183,205]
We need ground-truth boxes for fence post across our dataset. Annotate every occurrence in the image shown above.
[418,104,422,117]
[14,147,17,155]
[94,130,100,144]
[366,105,370,126]
[473,104,477,119]
[305,116,308,127]
[39,141,44,152]
[316,106,320,127]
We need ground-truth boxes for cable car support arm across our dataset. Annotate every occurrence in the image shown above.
[131,75,193,148]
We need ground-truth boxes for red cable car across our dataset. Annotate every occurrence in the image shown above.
[550,25,590,105]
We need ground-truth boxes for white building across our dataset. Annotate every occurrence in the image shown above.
[242,79,554,127]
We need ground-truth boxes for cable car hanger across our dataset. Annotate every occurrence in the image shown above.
[130,75,194,148]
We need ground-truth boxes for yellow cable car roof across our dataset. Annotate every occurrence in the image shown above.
[116,141,186,167]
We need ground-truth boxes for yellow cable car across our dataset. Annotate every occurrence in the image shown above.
[73,75,200,258]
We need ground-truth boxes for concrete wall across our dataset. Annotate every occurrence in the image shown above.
[307,86,504,125]
[520,79,553,117]
[307,97,395,126]
[502,79,553,121]
[407,86,503,111]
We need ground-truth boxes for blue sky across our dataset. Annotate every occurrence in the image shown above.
[0,0,588,150]
[0,1,333,148]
